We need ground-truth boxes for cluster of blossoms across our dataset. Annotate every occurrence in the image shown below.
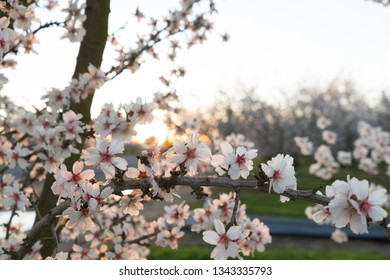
[61,0,86,42]
[308,176,388,235]
[43,64,106,111]
[1,0,390,262]
[195,193,272,259]
[296,117,390,181]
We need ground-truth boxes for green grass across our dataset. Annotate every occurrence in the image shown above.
[148,246,390,260]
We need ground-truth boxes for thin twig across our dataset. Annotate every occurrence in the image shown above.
[5,205,18,239]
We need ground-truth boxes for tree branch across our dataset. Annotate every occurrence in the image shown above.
[12,200,70,260]
[116,176,331,205]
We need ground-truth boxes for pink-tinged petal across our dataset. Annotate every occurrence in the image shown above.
[240,169,250,179]
[350,178,368,201]
[112,156,127,170]
[100,163,115,179]
[175,231,185,239]
[202,231,219,245]
[368,189,388,206]
[80,169,95,180]
[215,166,226,176]
[367,206,387,222]
[210,245,228,260]
[228,164,240,180]
[220,142,233,156]
[332,180,349,195]
[89,198,98,211]
[195,146,212,162]
[226,226,241,240]
[260,163,272,178]
[211,155,224,167]
[214,219,226,235]
[245,149,258,159]
[227,241,239,258]
[313,210,328,224]
[72,161,83,174]
[109,140,124,154]
[236,146,246,156]
[188,133,199,148]
[348,199,360,213]
[350,214,368,234]
[89,184,101,197]
[125,167,139,179]
[100,187,113,199]
[3,186,13,196]
[172,140,187,154]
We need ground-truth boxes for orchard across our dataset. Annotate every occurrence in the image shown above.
[0,0,389,260]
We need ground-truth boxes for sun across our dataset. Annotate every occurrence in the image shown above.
[133,119,168,145]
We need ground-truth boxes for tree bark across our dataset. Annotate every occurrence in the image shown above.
[37,0,110,258]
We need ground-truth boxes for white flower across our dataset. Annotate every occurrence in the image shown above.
[3,182,30,212]
[123,97,157,125]
[119,189,144,216]
[211,142,257,180]
[294,137,313,156]
[63,206,94,230]
[316,116,331,130]
[81,137,127,179]
[337,151,352,165]
[70,244,98,260]
[155,227,184,250]
[166,132,212,176]
[5,144,29,169]
[82,64,107,89]
[163,201,190,227]
[331,229,348,244]
[80,181,113,212]
[52,161,95,196]
[322,130,337,145]
[261,154,296,194]
[202,219,249,260]
[328,176,388,234]
[9,5,37,30]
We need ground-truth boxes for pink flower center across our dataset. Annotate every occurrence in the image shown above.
[219,233,229,247]
[358,199,370,213]
[272,170,281,180]
[99,150,113,163]
[12,192,20,202]
[72,173,82,183]
[186,148,196,159]
[85,193,91,201]
[12,152,19,160]
[235,155,246,166]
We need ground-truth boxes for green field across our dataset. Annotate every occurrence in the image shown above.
[148,245,390,260]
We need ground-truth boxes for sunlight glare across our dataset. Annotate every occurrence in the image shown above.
[133,119,168,145]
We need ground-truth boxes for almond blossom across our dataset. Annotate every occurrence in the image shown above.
[81,137,127,179]
[166,132,212,176]
[211,141,257,180]
[155,227,184,249]
[261,154,296,194]
[2,182,30,212]
[119,189,144,216]
[5,144,29,169]
[203,219,249,260]
[123,97,157,125]
[80,181,113,212]
[328,176,388,234]
[163,201,190,227]
[52,161,95,196]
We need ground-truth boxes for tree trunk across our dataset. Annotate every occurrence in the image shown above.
[37,0,110,258]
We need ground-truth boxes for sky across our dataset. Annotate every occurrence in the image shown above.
[3,0,390,114]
